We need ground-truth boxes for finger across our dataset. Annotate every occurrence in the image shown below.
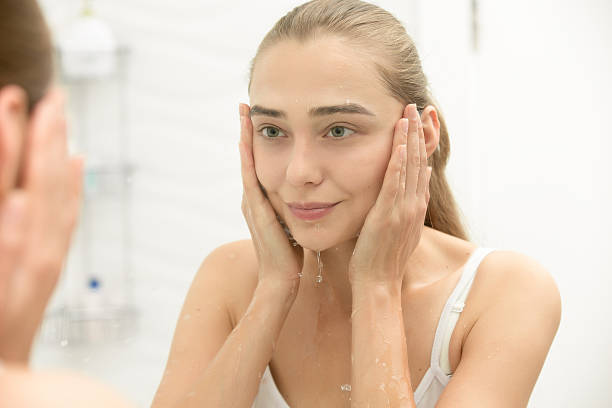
[425,166,432,204]
[22,90,59,189]
[415,112,429,197]
[239,103,252,148]
[398,125,407,201]
[392,110,409,150]
[49,89,68,162]
[64,156,84,235]
[374,143,404,211]
[405,104,420,196]
[238,118,266,210]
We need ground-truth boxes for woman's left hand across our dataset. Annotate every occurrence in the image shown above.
[348,104,432,288]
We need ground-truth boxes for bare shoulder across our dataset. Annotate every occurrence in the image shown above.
[436,250,562,407]
[476,249,562,311]
[0,367,134,408]
[200,239,258,275]
[196,239,259,326]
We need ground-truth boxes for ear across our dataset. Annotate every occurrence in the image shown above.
[420,105,440,159]
[0,85,28,197]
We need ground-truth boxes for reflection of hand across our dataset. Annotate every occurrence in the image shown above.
[238,103,303,295]
[348,104,432,288]
[0,88,83,365]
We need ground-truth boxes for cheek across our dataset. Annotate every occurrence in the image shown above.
[334,141,391,198]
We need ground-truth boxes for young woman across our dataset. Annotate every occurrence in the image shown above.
[0,1,134,406]
[153,1,561,407]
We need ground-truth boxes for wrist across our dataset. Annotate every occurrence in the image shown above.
[351,279,402,297]
[255,279,299,306]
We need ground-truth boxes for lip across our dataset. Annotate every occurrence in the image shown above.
[287,201,340,221]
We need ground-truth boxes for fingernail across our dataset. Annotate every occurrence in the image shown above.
[238,103,244,118]
[410,103,418,117]
[239,103,248,119]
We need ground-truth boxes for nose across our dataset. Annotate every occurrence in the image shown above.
[285,138,323,187]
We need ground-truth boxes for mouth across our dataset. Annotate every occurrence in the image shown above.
[286,201,341,221]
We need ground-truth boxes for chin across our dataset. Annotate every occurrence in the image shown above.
[291,226,359,252]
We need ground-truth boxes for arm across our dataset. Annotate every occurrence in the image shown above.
[151,243,298,408]
[153,104,305,407]
[436,252,562,407]
[351,282,415,407]
[347,104,428,407]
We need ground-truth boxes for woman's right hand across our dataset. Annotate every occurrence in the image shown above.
[238,103,304,294]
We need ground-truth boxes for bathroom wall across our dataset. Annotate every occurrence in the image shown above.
[31,0,612,406]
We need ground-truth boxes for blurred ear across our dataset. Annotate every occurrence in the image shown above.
[0,86,28,197]
[420,105,440,159]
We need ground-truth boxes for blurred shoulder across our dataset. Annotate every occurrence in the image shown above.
[0,367,134,408]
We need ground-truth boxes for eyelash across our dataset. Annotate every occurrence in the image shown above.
[258,125,356,140]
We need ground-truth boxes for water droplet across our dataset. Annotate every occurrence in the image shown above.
[298,271,303,277]
[340,384,351,392]
[60,339,68,347]
[315,223,321,232]
[182,314,191,321]
[315,251,323,283]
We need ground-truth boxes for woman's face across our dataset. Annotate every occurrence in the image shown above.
[249,36,404,251]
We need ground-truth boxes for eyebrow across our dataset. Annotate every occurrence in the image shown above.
[249,103,375,119]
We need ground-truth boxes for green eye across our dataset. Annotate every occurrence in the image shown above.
[327,126,355,139]
[261,126,285,138]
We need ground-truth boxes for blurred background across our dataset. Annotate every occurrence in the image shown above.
[28,0,612,406]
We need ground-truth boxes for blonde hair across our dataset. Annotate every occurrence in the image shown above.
[249,0,469,241]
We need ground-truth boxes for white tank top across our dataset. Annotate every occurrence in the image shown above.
[252,247,497,408]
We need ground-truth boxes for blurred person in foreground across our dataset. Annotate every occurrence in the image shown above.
[0,0,134,406]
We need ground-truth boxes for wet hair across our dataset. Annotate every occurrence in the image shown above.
[0,0,53,112]
[248,0,469,240]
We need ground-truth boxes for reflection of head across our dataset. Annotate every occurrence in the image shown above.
[0,0,53,112]
[249,0,468,240]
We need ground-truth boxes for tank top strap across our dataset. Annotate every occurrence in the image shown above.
[430,247,498,371]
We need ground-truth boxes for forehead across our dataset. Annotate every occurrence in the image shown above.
[249,36,392,108]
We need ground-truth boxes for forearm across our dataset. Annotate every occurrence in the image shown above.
[351,283,416,408]
[174,281,296,408]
